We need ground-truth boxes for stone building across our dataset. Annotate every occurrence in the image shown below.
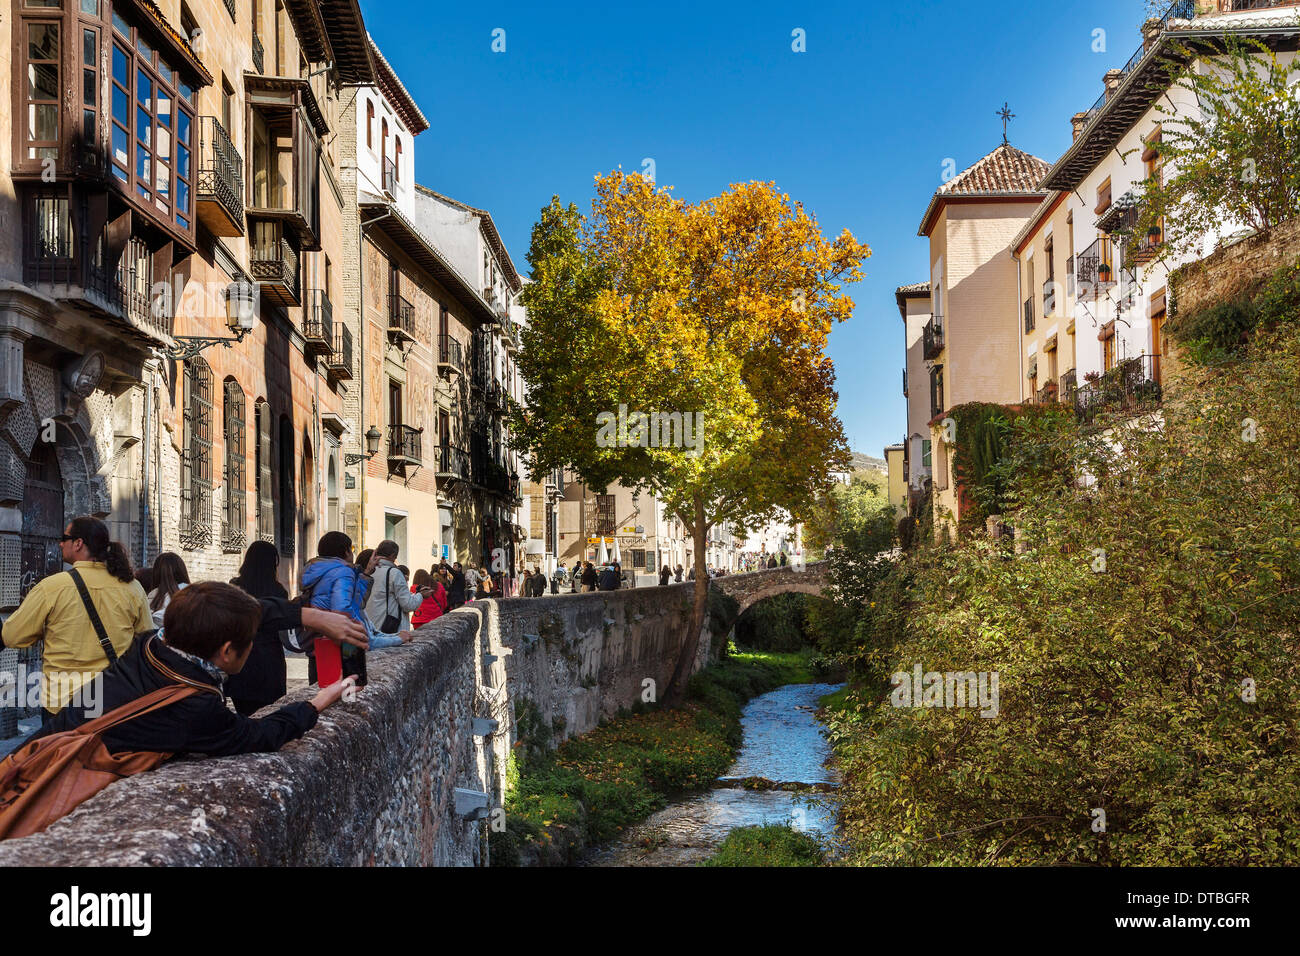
[411,186,524,576]
[0,0,373,611]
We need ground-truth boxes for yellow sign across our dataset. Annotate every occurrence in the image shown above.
[587,537,614,545]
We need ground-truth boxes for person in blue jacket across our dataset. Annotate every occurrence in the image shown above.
[300,532,409,687]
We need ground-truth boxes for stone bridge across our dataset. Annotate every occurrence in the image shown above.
[711,561,829,615]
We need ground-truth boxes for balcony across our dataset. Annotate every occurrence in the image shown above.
[486,381,507,411]
[250,221,301,306]
[387,424,422,467]
[245,77,323,251]
[902,367,908,398]
[1074,355,1162,425]
[196,117,244,237]
[1036,380,1058,405]
[1042,279,1056,317]
[923,315,945,360]
[1059,369,1078,407]
[303,290,334,356]
[23,198,171,345]
[1023,297,1035,334]
[438,334,464,375]
[476,458,516,499]
[435,444,470,480]
[327,322,353,380]
[223,0,236,19]
[388,294,415,343]
[1075,237,1117,300]
[383,158,398,196]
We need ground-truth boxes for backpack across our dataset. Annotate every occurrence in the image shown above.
[0,683,203,840]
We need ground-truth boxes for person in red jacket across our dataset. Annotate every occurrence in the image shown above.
[410,568,448,627]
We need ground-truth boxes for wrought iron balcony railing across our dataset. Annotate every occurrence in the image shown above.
[196,117,244,236]
[902,367,908,398]
[388,293,415,339]
[327,322,353,380]
[383,158,398,195]
[387,424,422,465]
[1042,278,1056,317]
[923,314,945,360]
[1074,355,1162,424]
[1076,237,1116,300]
[250,221,300,305]
[437,333,464,374]
[303,290,333,354]
[1023,296,1035,334]
[252,30,264,74]
[1059,369,1078,407]
[1078,1,1197,131]
[435,444,470,479]
[1036,380,1058,405]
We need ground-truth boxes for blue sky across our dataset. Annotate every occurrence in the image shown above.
[363,0,1151,459]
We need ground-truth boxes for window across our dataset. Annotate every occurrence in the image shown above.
[25,21,61,163]
[929,365,944,420]
[180,4,198,48]
[366,99,374,149]
[222,379,246,553]
[388,380,402,429]
[221,76,235,136]
[109,14,195,231]
[596,494,616,536]
[631,549,646,569]
[1095,177,1112,216]
[395,136,402,184]
[255,399,274,542]
[180,358,214,550]
[278,414,295,556]
[922,439,932,470]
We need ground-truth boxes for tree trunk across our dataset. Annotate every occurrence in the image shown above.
[664,495,709,705]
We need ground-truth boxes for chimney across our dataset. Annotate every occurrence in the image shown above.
[1071,112,1089,141]
[1142,18,1163,54]
[1103,68,1125,102]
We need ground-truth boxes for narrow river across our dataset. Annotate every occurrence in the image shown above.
[585,681,845,866]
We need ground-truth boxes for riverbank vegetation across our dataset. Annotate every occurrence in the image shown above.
[702,823,825,867]
[818,304,1300,865]
[490,649,814,866]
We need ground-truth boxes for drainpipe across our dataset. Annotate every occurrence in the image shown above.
[1014,250,1025,403]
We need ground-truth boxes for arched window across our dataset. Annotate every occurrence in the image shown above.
[255,399,275,542]
[278,414,295,557]
[222,379,247,553]
[300,431,315,547]
[366,99,374,149]
[180,358,214,550]
[395,137,402,184]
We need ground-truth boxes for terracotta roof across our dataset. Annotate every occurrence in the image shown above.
[414,185,523,292]
[369,35,430,135]
[895,282,930,320]
[918,143,1050,236]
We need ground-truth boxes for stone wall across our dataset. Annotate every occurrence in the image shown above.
[0,584,717,866]
[1171,218,1300,317]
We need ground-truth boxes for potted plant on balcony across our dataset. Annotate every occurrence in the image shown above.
[1097,262,1113,282]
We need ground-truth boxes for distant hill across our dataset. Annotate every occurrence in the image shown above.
[850,451,887,473]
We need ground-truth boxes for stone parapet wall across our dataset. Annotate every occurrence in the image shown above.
[0,584,718,866]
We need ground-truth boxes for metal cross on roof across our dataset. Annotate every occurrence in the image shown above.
[998,103,1016,145]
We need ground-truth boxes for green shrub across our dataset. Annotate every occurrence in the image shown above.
[702,824,825,867]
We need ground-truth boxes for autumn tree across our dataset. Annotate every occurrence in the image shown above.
[512,172,868,701]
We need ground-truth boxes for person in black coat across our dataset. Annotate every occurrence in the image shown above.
[29,583,363,757]
[659,565,671,586]
[225,540,289,716]
[447,563,466,609]
[581,562,598,592]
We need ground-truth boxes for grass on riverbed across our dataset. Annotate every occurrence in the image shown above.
[490,648,812,866]
[701,823,825,867]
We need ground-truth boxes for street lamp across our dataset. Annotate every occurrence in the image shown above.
[345,425,383,466]
[161,281,259,361]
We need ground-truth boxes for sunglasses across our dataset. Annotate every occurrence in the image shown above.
[60,534,78,543]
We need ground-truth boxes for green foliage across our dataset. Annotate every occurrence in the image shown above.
[735,593,814,652]
[1140,37,1300,259]
[825,318,1300,865]
[804,472,895,557]
[707,588,740,641]
[1170,262,1300,365]
[492,650,808,865]
[701,824,825,867]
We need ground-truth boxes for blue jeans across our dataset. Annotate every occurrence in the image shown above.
[368,631,405,650]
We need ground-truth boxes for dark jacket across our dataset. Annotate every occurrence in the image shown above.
[659,568,671,585]
[581,566,597,589]
[224,579,289,713]
[30,602,317,757]
[597,567,619,591]
[448,569,466,607]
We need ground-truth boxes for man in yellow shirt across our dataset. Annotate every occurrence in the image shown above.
[2,516,152,717]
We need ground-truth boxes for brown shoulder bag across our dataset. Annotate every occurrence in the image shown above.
[0,683,201,841]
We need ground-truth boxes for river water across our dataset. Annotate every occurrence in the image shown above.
[585,681,844,867]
